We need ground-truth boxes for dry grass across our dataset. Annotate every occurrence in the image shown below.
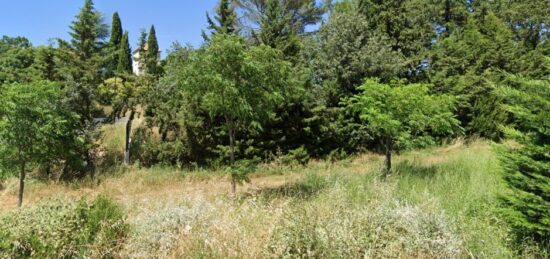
[1,140,521,258]
[0,139,480,212]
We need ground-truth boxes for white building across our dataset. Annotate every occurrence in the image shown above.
[132,44,161,76]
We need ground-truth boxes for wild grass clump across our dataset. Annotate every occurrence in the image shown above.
[121,197,214,258]
[0,196,127,258]
[268,181,462,258]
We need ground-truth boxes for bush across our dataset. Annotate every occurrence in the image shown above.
[281,146,310,166]
[0,196,128,258]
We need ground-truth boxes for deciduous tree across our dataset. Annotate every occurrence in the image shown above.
[0,81,80,207]
[181,35,293,194]
[347,79,461,177]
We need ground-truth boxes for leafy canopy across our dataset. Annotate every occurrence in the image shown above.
[182,34,291,128]
[0,81,82,174]
[347,79,461,151]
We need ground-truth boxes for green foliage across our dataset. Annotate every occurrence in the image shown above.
[179,34,294,187]
[204,0,238,39]
[0,81,84,201]
[69,0,108,60]
[315,12,404,104]
[109,12,123,47]
[0,196,127,258]
[238,0,326,35]
[253,0,301,60]
[0,36,37,84]
[348,79,460,151]
[495,0,550,50]
[497,75,550,242]
[355,0,435,81]
[430,12,519,138]
[347,79,461,175]
[117,31,132,74]
[146,25,161,76]
[281,146,310,166]
[105,12,123,77]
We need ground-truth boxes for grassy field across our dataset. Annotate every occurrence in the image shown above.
[0,140,546,258]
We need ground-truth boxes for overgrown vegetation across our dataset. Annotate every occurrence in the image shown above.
[0,0,548,256]
[0,195,127,258]
[2,141,545,258]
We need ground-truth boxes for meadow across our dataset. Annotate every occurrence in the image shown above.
[1,139,545,258]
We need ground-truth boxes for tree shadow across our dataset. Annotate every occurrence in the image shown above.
[395,160,439,178]
[252,174,329,200]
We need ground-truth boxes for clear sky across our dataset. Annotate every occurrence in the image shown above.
[0,0,220,54]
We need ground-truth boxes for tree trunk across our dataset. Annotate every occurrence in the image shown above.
[385,148,392,178]
[228,120,237,195]
[384,139,393,178]
[124,109,135,166]
[18,160,25,208]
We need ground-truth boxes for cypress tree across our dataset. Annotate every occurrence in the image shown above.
[109,12,122,47]
[146,25,160,76]
[203,0,238,39]
[117,31,132,74]
[136,29,148,74]
[106,12,123,77]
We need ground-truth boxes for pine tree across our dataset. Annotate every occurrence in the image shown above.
[498,75,550,242]
[58,0,108,178]
[432,0,469,37]
[203,0,238,39]
[430,12,519,139]
[117,31,132,74]
[355,0,434,81]
[69,0,108,60]
[146,25,160,76]
[254,0,300,59]
[238,0,326,34]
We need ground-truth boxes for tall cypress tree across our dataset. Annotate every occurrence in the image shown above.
[117,31,132,74]
[109,12,122,47]
[146,25,160,76]
[203,0,238,39]
[106,12,123,77]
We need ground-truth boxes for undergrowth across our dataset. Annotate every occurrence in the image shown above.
[1,142,547,258]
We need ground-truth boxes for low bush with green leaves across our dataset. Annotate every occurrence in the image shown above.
[281,146,310,166]
[0,196,127,258]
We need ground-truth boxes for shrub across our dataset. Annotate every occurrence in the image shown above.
[0,196,127,258]
[281,146,310,166]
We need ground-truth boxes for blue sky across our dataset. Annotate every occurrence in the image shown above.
[0,1,220,54]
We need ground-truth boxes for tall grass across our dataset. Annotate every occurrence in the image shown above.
[2,141,545,258]
[394,144,513,257]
